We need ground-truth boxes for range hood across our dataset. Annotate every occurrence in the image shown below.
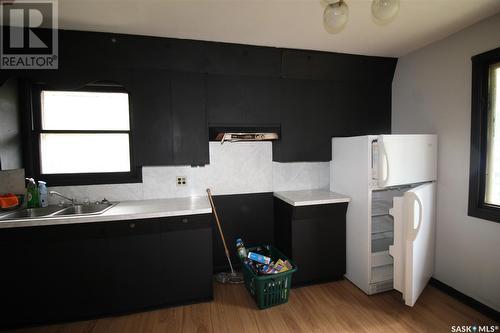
[209,126,280,144]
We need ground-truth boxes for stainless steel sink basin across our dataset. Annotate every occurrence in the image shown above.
[0,202,117,221]
[0,206,63,220]
[51,203,115,216]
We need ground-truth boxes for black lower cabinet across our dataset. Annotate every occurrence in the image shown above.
[0,214,213,329]
[211,193,274,272]
[107,219,164,313]
[0,223,110,327]
[274,198,348,286]
[161,215,213,304]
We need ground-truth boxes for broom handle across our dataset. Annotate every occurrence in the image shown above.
[206,188,235,274]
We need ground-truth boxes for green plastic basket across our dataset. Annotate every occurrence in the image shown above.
[239,245,298,310]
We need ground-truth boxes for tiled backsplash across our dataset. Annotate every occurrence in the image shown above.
[143,142,273,199]
[48,142,330,203]
[272,161,330,192]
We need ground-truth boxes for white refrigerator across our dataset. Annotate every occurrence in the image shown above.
[331,134,437,306]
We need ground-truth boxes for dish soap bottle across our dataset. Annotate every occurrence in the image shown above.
[26,178,39,209]
[38,181,48,208]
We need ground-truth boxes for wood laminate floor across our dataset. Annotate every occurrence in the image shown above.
[8,280,498,333]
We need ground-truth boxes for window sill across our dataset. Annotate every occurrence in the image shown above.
[468,204,500,224]
[37,168,142,187]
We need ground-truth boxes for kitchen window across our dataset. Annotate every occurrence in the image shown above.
[468,46,500,223]
[29,85,140,186]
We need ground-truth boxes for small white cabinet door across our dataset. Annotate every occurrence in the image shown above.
[377,134,437,187]
[389,182,436,306]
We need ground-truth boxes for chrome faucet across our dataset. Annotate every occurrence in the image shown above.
[49,191,77,205]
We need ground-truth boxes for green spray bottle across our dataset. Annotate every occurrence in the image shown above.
[26,178,39,208]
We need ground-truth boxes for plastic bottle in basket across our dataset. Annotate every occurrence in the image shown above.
[236,238,247,259]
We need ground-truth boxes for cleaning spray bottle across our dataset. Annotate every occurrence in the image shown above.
[26,178,39,209]
[38,181,48,208]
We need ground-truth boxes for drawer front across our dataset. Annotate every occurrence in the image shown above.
[161,214,212,232]
[105,218,161,237]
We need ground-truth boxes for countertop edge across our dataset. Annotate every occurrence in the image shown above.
[0,207,212,229]
[1,189,351,229]
[273,191,351,207]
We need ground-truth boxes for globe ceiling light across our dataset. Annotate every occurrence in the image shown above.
[323,0,349,33]
[371,0,400,23]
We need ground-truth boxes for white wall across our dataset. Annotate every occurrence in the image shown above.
[48,142,330,204]
[392,14,500,311]
[0,78,22,170]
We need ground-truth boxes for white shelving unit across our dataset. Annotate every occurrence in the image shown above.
[368,188,407,293]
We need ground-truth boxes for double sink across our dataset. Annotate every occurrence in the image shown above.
[0,202,117,221]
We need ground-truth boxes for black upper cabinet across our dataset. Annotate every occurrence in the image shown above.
[58,30,282,76]
[274,79,335,162]
[167,39,208,73]
[130,69,173,166]
[59,30,171,70]
[171,72,209,165]
[274,78,392,162]
[281,49,397,83]
[35,68,132,90]
[207,74,280,126]
[8,28,396,165]
[205,43,281,77]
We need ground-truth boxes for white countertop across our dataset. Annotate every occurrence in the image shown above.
[0,196,212,229]
[273,190,350,206]
[0,190,350,229]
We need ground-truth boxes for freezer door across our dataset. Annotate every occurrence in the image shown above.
[389,182,436,306]
[377,135,437,187]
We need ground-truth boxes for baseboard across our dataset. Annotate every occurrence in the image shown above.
[429,278,500,322]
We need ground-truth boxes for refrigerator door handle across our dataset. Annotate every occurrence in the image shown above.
[379,142,390,187]
[409,193,423,241]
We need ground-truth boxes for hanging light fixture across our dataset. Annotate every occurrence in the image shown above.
[323,0,349,33]
[323,0,400,33]
[371,0,400,22]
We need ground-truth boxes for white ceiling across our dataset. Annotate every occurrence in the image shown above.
[54,0,500,57]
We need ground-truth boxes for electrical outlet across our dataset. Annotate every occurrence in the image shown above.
[176,176,187,186]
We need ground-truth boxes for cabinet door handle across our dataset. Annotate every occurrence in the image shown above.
[181,218,189,224]
[129,222,136,229]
